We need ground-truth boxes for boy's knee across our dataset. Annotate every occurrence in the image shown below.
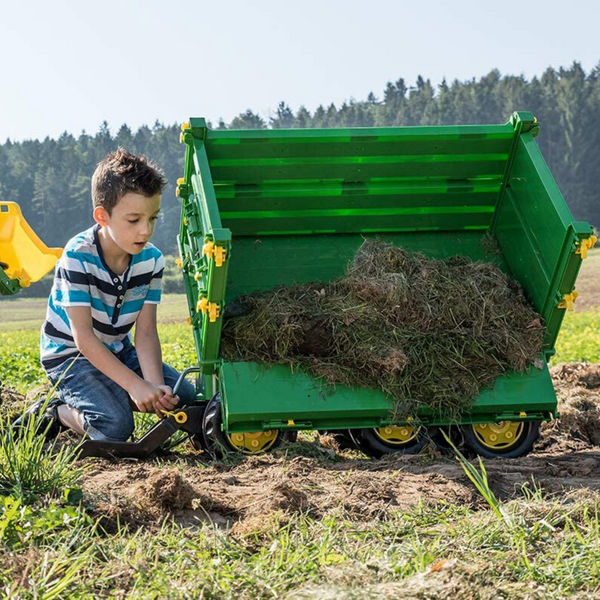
[177,379,197,405]
[85,412,135,442]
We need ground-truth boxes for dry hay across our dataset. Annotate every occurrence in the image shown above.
[221,240,545,419]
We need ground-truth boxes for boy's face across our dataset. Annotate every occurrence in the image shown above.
[94,192,161,255]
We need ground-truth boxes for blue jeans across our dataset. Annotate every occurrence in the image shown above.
[46,342,197,442]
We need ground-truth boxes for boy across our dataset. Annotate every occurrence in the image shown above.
[19,148,196,441]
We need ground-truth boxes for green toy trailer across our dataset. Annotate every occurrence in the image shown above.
[80,113,595,460]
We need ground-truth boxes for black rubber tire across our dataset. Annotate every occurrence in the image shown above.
[349,425,429,458]
[429,425,464,454]
[319,430,358,451]
[202,395,297,458]
[463,421,541,459]
[188,432,206,452]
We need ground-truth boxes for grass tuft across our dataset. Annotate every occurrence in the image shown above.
[0,394,85,500]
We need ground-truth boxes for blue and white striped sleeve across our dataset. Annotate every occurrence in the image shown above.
[54,250,92,307]
[145,252,165,304]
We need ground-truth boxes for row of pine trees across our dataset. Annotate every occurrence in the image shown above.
[0,62,598,256]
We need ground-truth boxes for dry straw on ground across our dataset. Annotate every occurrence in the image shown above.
[221,240,545,419]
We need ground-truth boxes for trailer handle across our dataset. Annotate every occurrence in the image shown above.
[172,366,202,397]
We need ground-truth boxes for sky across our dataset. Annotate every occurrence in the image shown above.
[0,0,598,142]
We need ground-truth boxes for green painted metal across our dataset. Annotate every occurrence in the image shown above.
[0,266,21,296]
[220,362,557,433]
[492,117,593,353]
[177,112,594,431]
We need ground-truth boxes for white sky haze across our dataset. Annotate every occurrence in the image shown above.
[0,0,598,141]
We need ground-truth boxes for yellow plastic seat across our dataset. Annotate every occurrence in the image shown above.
[0,201,62,287]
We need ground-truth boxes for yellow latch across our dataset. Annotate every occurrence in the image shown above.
[175,177,185,198]
[576,235,598,259]
[202,240,227,267]
[179,122,190,144]
[176,177,186,198]
[175,257,183,269]
[194,271,202,281]
[196,297,221,322]
[161,410,188,424]
[287,419,295,426]
[208,303,220,323]
[196,297,208,313]
[558,291,579,311]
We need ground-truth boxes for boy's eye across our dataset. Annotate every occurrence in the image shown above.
[151,216,159,222]
[128,219,139,224]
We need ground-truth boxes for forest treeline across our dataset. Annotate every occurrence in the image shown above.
[0,62,598,257]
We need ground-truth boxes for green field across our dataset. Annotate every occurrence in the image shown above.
[0,295,197,394]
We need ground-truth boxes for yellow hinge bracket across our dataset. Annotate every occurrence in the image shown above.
[202,240,227,267]
[196,297,221,322]
[176,177,183,197]
[576,235,597,259]
[179,122,190,144]
[558,291,579,311]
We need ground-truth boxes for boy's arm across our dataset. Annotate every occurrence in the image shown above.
[134,303,178,401]
[67,306,175,416]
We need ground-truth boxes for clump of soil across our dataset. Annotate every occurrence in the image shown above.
[552,362,600,389]
[539,363,600,451]
[0,384,52,420]
[221,239,546,419]
[0,387,26,419]
[132,469,196,512]
[87,465,200,531]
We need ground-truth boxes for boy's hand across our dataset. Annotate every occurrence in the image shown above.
[156,385,180,415]
[130,380,175,417]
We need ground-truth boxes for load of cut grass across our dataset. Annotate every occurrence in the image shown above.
[220,240,546,419]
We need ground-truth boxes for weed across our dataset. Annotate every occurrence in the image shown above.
[0,372,85,500]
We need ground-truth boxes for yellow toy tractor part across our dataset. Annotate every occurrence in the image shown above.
[0,201,62,295]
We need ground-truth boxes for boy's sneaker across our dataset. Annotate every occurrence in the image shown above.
[11,398,64,441]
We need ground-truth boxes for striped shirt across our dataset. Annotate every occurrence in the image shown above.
[40,225,164,372]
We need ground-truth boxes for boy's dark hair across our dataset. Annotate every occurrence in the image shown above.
[92,148,167,214]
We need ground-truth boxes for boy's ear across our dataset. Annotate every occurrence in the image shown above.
[93,206,109,226]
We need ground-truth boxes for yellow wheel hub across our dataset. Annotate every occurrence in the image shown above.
[471,421,524,450]
[373,425,419,446]
[227,430,279,454]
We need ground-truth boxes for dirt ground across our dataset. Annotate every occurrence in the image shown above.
[68,362,600,534]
